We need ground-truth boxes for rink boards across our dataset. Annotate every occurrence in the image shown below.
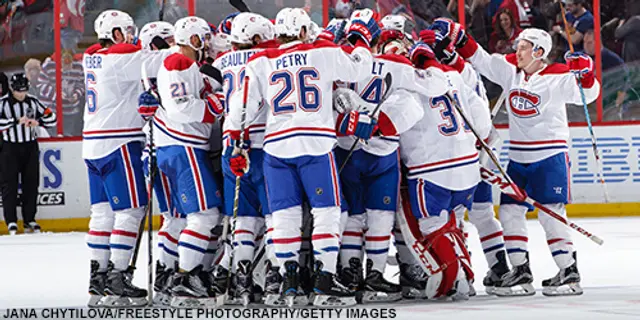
[1,124,639,233]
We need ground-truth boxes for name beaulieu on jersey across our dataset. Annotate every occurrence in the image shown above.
[2,307,398,319]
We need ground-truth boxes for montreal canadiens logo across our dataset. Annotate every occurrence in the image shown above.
[509,89,541,118]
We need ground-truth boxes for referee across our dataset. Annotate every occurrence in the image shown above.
[0,73,57,235]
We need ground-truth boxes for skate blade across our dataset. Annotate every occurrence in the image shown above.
[286,295,295,308]
[362,291,403,303]
[401,287,427,299]
[494,283,536,297]
[312,294,357,308]
[264,294,308,307]
[484,286,497,296]
[542,283,583,297]
[170,296,214,309]
[153,292,171,306]
[87,295,104,308]
[101,295,148,308]
[224,294,251,307]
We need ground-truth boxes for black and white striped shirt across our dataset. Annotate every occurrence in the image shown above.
[0,93,57,143]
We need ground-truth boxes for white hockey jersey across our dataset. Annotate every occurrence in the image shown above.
[214,40,278,153]
[336,54,449,157]
[154,52,222,150]
[82,43,170,159]
[467,48,600,163]
[400,61,490,191]
[235,39,373,159]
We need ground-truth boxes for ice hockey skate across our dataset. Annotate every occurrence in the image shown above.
[483,251,510,295]
[398,262,428,299]
[23,221,41,234]
[101,266,148,307]
[361,259,402,303]
[542,253,582,296]
[224,260,253,307]
[340,257,363,292]
[7,222,17,236]
[493,259,535,297]
[153,261,175,306]
[312,262,356,308]
[87,260,107,308]
[169,265,214,308]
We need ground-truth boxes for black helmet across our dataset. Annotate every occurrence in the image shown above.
[10,73,29,92]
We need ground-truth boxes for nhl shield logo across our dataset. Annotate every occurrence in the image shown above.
[383,196,391,205]
[181,194,188,203]
[316,188,323,195]
[112,196,119,204]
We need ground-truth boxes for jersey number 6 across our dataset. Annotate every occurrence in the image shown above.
[86,72,97,113]
[270,68,320,114]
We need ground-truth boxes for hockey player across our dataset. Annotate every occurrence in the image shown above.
[420,27,511,295]
[83,10,173,307]
[152,16,225,308]
[212,12,278,306]
[227,7,377,307]
[398,41,492,300]
[137,20,185,306]
[424,20,600,296]
[332,14,437,303]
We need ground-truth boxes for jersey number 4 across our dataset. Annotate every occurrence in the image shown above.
[270,68,320,114]
[430,93,470,136]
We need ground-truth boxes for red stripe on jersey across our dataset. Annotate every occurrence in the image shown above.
[121,145,139,208]
[186,147,207,211]
[312,233,338,241]
[112,229,137,238]
[480,231,503,242]
[547,238,565,245]
[159,231,178,244]
[509,139,567,145]
[365,235,391,242]
[343,231,363,237]
[182,229,210,241]
[272,236,302,244]
[88,230,111,237]
[504,235,528,242]
[264,127,335,140]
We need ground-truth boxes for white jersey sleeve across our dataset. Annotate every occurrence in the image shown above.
[467,48,517,91]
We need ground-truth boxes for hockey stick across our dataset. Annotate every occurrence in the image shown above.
[491,90,507,120]
[338,72,393,174]
[217,76,251,307]
[559,2,609,203]
[229,0,251,12]
[445,92,604,245]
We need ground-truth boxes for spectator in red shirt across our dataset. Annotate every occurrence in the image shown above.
[489,8,522,53]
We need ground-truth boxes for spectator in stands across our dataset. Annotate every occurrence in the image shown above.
[24,58,41,97]
[37,50,84,136]
[0,72,8,96]
[554,0,593,52]
[489,8,522,53]
[614,14,640,63]
[583,29,628,110]
[497,0,534,29]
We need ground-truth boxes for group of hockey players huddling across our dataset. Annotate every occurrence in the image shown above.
[82,4,600,309]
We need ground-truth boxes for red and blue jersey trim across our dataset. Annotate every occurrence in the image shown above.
[407,152,479,177]
[153,117,209,146]
[82,127,145,140]
[508,139,568,152]
[263,127,336,146]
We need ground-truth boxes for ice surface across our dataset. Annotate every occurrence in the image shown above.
[0,217,639,319]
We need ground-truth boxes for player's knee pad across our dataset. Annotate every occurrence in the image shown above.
[186,208,220,234]
[418,213,473,299]
[365,209,394,232]
[499,204,528,233]
[311,206,341,233]
[537,203,568,233]
[88,202,115,231]
[272,206,303,232]
[113,207,146,232]
[339,210,349,236]
[469,202,494,223]
[451,204,467,224]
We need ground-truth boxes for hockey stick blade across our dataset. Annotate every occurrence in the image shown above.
[339,73,393,174]
[229,0,251,12]
[480,167,604,245]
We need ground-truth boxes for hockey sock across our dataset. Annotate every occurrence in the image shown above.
[364,209,394,273]
[232,216,259,273]
[340,214,365,267]
[539,203,575,269]
[393,223,415,265]
[86,202,115,271]
[272,206,303,274]
[264,214,279,268]
[158,214,186,269]
[311,206,342,274]
[202,234,219,272]
[469,202,506,268]
[499,204,529,266]
[178,209,220,272]
[109,207,145,271]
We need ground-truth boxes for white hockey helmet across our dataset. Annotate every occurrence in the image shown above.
[274,8,312,39]
[307,21,321,42]
[209,32,232,58]
[139,21,175,50]
[515,28,552,60]
[94,9,137,42]
[174,16,210,50]
[230,13,275,45]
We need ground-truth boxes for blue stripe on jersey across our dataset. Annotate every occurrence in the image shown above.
[409,158,479,176]
[509,145,568,152]
[264,132,336,145]
[153,122,208,145]
[83,133,146,140]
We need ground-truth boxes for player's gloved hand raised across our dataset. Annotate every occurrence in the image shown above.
[318,18,347,43]
[409,42,435,69]
[223,130,251,157]
[565,51,595,88]
[346,9,381,48]
[337,110,378,140]
[138,91,160,120]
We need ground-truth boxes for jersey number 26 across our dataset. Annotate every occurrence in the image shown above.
[270,68,320,114]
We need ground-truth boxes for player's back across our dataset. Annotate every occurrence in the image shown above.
[246,39,372,158]
[214,41,277,152]
[82,43,168,159]
[400,62,481,191]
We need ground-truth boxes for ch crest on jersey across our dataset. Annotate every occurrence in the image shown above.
[508,89,541,118]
